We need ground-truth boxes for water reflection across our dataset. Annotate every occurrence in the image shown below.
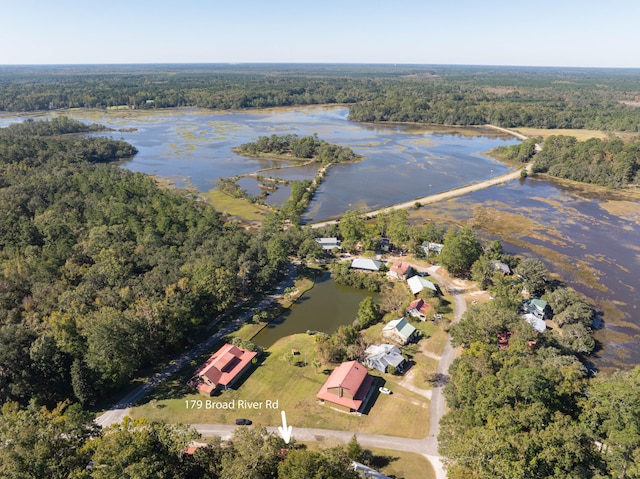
[252,272,377,348]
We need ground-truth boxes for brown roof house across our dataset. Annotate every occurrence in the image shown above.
[189,343,257,396]
[316,361,376,413]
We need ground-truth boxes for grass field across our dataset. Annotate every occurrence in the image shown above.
[206,187,271,221]
[130,332,430,439]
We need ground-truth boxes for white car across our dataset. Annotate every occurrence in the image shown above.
[379,386,392,395]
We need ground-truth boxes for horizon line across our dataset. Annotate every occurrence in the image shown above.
[1,62,640,71]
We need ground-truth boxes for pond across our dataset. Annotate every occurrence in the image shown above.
[251,272,378,349]
[0,106,519,221]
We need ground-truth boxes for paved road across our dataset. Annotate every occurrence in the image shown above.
[95,265,297,428]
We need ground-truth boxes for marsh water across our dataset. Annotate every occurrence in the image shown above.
[0,106,518,221]
[409,178,640,370]
[1,106,639,368]
[251,272,377,348]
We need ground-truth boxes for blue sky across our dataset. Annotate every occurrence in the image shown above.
[1,0,639,67]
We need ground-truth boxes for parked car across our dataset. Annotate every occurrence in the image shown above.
[235,418,252,425]
[379,387,392,395]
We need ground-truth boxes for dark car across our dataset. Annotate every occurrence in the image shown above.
[235,418,252,425]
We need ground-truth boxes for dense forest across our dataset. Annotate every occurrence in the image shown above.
[438,251,638,478]
[2,64,640,131]
[532,135,640,187]
[0,118,321,407]
[0,407,364,479]
[234,133,357,163]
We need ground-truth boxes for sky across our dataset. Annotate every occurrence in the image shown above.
[1,0,639,68]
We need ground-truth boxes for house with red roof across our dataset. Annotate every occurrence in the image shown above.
[316,361,376,413]
[189,343,258,396]
[406,298,431,321]
[387,261,413,280]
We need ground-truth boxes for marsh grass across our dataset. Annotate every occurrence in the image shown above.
[206,188,271,221]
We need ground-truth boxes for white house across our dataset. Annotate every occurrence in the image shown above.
[315,237,341,251]
[407,275,438,295]
[420,242,443,256]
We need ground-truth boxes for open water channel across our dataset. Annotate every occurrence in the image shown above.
[1,105,638,368]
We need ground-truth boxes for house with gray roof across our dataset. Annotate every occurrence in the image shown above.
[521,298,549,333]
[364,344,406,374]
[315,237,341,251]
[382,317,417,345]
[351,258,383,272]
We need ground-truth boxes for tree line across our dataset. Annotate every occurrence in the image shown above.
[532,135,640,187]
[0,405,364,479]
[2,64,640,131]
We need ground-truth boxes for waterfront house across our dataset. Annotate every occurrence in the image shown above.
[351,258,383,272]
[491,260,512,275]
[521,298,549,333]
[382,317,417,345]
[188,344,257,396]
[316,361,376,413]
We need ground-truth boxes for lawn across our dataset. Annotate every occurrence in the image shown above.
[365,447,437,479]
[206,187,271,221]
[304,443,436,479]
[130,333,430,439]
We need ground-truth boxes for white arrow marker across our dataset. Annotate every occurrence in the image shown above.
[277,410,293,444]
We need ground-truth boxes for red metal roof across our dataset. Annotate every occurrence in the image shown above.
[316,361,374,411]
[190,343,257,394]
